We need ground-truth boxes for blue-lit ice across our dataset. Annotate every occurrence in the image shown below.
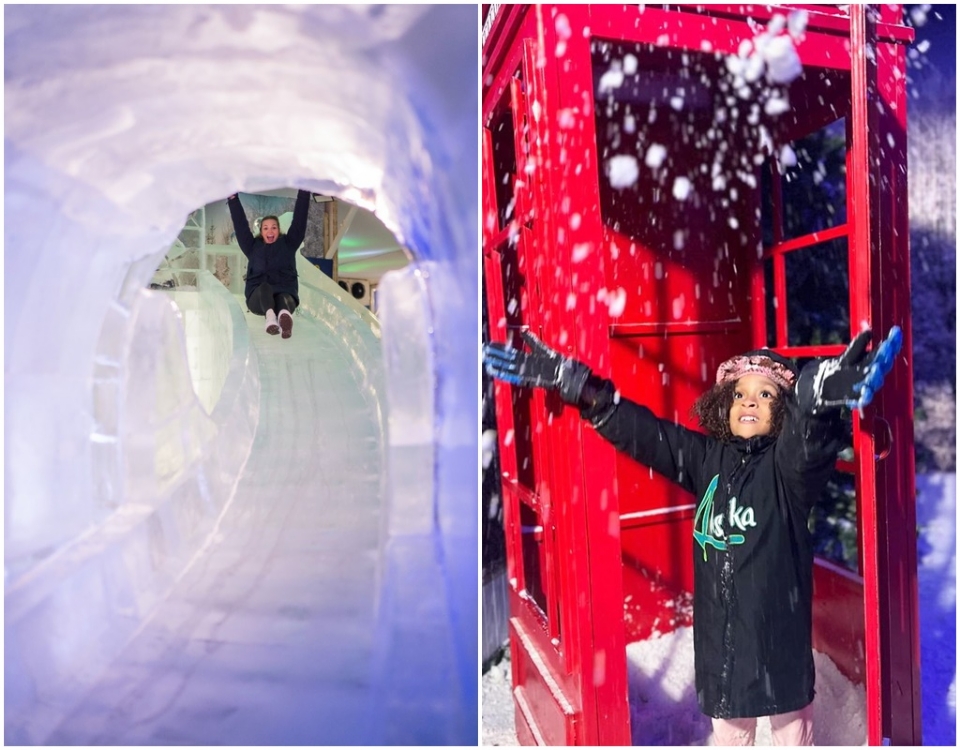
[4,4,477,745]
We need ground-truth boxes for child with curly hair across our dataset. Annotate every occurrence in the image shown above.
[484,327,901,746]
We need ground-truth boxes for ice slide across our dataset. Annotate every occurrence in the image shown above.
[4,5,477,745]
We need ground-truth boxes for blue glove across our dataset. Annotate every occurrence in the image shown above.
[483,330,592,406]
[798,326,903,412]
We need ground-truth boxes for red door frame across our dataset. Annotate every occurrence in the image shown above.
[483,4,919,745]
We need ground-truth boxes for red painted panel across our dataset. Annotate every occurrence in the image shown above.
[870,23,922,746]
[484,4,918,746]
[812,559,867,685]
[621,521,696,644]
[510,618,579,746]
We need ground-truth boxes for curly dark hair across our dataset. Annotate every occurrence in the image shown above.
[692,380,788,442]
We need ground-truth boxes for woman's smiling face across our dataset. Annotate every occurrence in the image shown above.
[260,218,280,244]
[728,374,780,438]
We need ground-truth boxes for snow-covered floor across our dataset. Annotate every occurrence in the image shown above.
[44,309,384,745]
[482,473,956,746]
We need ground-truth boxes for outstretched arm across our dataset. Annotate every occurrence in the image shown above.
[795,326,902,414]
[285,189,311,249]
[776,326,903,510]
[227,193,255,255]
[483,331,709,493]
[582,377,709,494]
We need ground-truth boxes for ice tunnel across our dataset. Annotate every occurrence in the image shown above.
[4,4,478,745]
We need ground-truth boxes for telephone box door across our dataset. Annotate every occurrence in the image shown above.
[484,4,920,746]
[483,29,632,745]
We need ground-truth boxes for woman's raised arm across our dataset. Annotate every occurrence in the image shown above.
[227,193,255,255]
[285,189,311,250]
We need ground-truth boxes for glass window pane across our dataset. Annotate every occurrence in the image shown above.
[520,502,548,614]
[490,106,518,231]
[785,238,850,346]
[781,119,847,240]
[810,468,858,574]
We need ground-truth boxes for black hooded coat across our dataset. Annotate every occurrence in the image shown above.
[228,189,310,305]
[581,377,844,719]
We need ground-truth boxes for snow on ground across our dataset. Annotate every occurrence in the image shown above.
[624,629,866,746]
[482,473,956,746]
[482,656,519,746]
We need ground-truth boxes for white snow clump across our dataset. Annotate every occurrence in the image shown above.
[764,34,803,84]
[482,429,498,470]
[726,11,807,92]
[555,13,571,57]
[598,62,625,93]
[672,177,692,201]
[764,94,791,116]
[598,287,628,318]
[644,143,667,169]
[779,144,798,168]
[606,154,639,189]
[572,242,594,263]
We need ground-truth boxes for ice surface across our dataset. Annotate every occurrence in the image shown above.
[5,4,477,745]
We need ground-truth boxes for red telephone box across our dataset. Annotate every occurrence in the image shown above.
[483,4,919,745]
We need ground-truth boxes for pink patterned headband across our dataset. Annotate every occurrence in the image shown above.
[716,353,796,392]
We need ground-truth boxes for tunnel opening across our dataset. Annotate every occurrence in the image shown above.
[155,188,413,315]
[7,172,453,745]
[148,187,415,419]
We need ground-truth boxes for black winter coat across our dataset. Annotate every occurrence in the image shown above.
[228,190,310,304]
[583,383,844,719]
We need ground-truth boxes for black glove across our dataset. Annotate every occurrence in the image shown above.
[483,330,592,406]
[797,326,902,413]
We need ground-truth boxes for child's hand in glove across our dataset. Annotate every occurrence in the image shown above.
[798,326,903,413]
[483,330,593,406]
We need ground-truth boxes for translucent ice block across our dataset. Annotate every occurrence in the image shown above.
[5,272,260,743]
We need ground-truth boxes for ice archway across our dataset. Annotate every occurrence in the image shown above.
[4,4,477,744]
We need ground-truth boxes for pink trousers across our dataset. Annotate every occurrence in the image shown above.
[711,702,814,746]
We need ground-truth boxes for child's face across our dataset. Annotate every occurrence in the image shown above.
[728,374,780,438]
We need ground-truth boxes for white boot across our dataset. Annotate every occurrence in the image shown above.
[265,309,280,335]
[278,309,293,339]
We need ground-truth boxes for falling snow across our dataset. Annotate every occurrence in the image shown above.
[672,177,692,201]
[645,143,667,169]
[607,154,640,189]
[482,429,498,470]
[779,144,798,168]
[599,63,626,93]
[572,242,594,263]
[598,287,628,318]
[558,107,577,129]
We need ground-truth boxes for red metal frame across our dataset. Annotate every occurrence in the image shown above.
[483,4,918,745]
